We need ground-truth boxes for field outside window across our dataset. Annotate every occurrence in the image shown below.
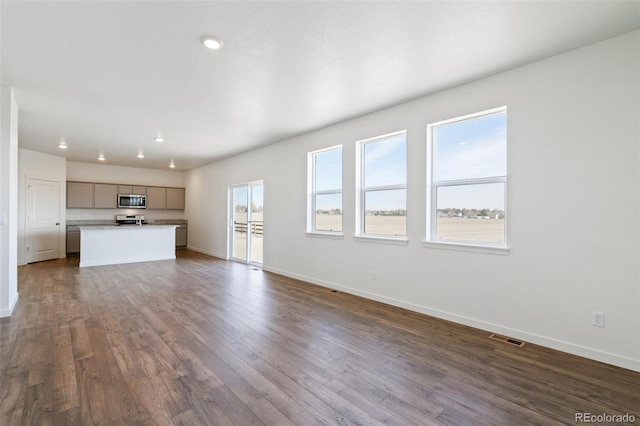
[429,108,507,246]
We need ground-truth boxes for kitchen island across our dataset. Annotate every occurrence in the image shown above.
[78,225,178,267]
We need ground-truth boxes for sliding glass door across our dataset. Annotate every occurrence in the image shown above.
[230,181,263,265]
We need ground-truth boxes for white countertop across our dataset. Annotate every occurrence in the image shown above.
[78,224,178,230]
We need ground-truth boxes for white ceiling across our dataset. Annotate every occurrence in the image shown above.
[2,1,639,171]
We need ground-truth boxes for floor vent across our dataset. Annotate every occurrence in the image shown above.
[489,334,525,347]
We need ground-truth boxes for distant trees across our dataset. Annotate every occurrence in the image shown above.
[316,208,342,216]
[436,208,504,219]
[316,208,407,216]
[314,207,504,218]
[364,209,407,217]
[251,201,263,213]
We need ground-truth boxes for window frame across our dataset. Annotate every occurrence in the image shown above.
[355,130,408,241]
[307,145,343,236]
[426,106,509,252]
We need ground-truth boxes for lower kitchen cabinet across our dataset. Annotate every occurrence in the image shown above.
[66,226,80,254]
[176,224,187,248]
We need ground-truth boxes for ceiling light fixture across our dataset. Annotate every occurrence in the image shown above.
[200,35,223,50]
[58,140,67,149]
[137,152,144,159]
[154,136,164,143]
[169,162,175,169]
[98,154,105,161]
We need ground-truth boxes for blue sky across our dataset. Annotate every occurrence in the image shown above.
[434,111,506,210]
[364,134,406,187]
[312,112,506,212]
[315,147,342,191]
[233,184,263,212]
[435,112,506,181]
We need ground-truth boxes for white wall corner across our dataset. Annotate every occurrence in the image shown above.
[0,292,19,318]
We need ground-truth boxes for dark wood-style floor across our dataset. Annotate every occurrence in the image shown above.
[1,250,639,425]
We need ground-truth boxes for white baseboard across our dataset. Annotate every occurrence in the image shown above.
[262,265,640,373]
[186,246,227,260]
[0,293,19,318]
[80,255,175,268]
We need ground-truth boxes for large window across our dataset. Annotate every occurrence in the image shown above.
[427,107,507,246]
[308,146,342,233]
[357,131,407,238]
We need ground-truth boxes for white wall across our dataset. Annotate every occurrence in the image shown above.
[66,161,186,221]
[185,31,640,371]
[0,86,19,317]
[18,149,67,265]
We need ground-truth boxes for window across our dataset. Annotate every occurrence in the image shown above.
[357,131,407,238]
[308,146,342,233]
[427,107,507,247]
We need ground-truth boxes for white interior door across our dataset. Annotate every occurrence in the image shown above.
[230,181,263,265]
[26,178,60,263]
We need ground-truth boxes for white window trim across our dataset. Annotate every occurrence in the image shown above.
[306,231,344,240]
[355,130,407,239]
[422,240,510,255]
[307,145,343,235]
[354,235,409,246]
[426,106,508,252]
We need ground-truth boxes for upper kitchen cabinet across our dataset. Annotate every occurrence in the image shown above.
[118,185,146,195]
[94,184,119,208]
[67,182,94,208]
[166,188,185,210]
[67,181,184,209]
[146,186,166,209]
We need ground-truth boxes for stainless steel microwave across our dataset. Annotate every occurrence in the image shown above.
[118,194,146,209]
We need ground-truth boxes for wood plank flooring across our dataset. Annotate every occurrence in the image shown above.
[2,250,639,425]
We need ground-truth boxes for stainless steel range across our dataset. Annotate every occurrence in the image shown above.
[116,214,146,225]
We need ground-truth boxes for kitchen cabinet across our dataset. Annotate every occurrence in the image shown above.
[146,187,166,209]
[67,181,184,210]
[176,223,187,248]
[67,182,94,208]
[94,184,119,208]
[118,185,146,195]
[66,226,80,254]
[166,188,185,210]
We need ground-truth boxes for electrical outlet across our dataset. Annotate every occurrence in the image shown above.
[372,271,378,281]
[592,311,605,328]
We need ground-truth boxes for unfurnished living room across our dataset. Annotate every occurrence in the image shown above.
[1,1,640,425]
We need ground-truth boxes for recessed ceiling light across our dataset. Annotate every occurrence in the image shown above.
[200,35,223,50]
[154,136,164,143]
[169,162,175,169]
[58,140,67,149]
[137,152,144,159]
[98,154,105,161]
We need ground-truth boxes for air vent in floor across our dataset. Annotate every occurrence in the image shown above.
[489,333,526,347]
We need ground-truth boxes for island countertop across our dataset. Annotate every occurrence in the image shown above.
[78,224,178,230]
